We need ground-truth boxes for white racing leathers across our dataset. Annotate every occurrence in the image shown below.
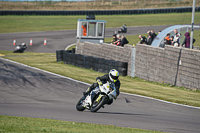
[173,33,181,47]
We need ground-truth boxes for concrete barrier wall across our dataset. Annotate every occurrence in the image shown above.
[163,46,181,85]
[135,44,200,90]
[176,49,200,89]
[135,44,181,85]
[76,42,134,76]
[76,42,200,90]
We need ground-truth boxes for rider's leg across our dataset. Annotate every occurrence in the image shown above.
[83,83,98,96]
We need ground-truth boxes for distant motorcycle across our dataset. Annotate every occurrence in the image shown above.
[13,43,27,53]
[118,24,127,33]
[76,81,117,112]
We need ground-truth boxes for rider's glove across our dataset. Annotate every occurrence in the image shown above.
[97,79,103,86]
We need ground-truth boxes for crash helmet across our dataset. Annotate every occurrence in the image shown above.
[109,69,119,83]
[21,43,26,46]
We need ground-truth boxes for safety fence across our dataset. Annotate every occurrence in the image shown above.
[56,50,128,76]
[1,7,200,15]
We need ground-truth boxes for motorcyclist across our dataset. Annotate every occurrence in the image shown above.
[13,43,27,53]
[121,24,127,31]
[118,24,127,33]
[83,69,120,105]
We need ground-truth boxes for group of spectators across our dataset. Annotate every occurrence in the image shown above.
[111,34,129,47]
[164,29,195,48]
[138,29,195,49]
[164,29,181,47]
[138,30,157,45]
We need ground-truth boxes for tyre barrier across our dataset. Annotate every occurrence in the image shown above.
[56,50,64,62]
[56,50,128,76]
[56,49,74,62]
[1,7,199,15]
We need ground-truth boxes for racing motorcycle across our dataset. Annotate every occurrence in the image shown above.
[76,81,117,112]
[13,43,27,53]
[118,24,127,33]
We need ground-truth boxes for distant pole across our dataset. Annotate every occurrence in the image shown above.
[190,0,195,49]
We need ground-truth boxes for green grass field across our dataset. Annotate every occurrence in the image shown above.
[0,116,166,133]
[0,13,200,33]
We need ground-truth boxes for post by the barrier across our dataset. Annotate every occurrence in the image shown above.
[44,39,47,45]
[30,39,33,46]
[13,39,16,45]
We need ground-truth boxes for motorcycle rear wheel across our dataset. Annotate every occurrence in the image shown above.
[76,96,86,111]
[90,96,107,112]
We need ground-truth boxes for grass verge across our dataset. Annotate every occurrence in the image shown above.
[1,51,200,107]
[0,13,200,33]
[0,115,165,133]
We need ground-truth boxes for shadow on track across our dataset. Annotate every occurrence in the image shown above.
[0,59,51,87]
[95,111,152,116]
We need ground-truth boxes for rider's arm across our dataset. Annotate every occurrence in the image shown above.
[96,74,108,86]
[96,74,108,83]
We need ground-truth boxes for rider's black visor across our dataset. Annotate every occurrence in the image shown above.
[110,74,119,80]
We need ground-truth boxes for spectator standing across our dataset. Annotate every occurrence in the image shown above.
[82,24,87,36]
[138,35,147,44]
[121,35,129,47]
[147,31,153,45]
[164,33,172,45]
[112,34,122,46]
[111,34,117,43]
[112,34,119,45]
[116,34,122,46]
[172,29,181,47]
[150,30,157,41]
[181,32,195,49]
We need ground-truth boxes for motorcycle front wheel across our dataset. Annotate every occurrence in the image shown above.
[76,96,86,111]
[90,96,107,112]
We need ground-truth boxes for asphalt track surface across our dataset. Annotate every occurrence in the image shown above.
[0,25,171,53]
[1,26,200,133]
[0,58,200,133]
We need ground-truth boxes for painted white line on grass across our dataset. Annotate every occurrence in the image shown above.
[65,43,76,51]
[121,92,200,110]
[1,57,200,110]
